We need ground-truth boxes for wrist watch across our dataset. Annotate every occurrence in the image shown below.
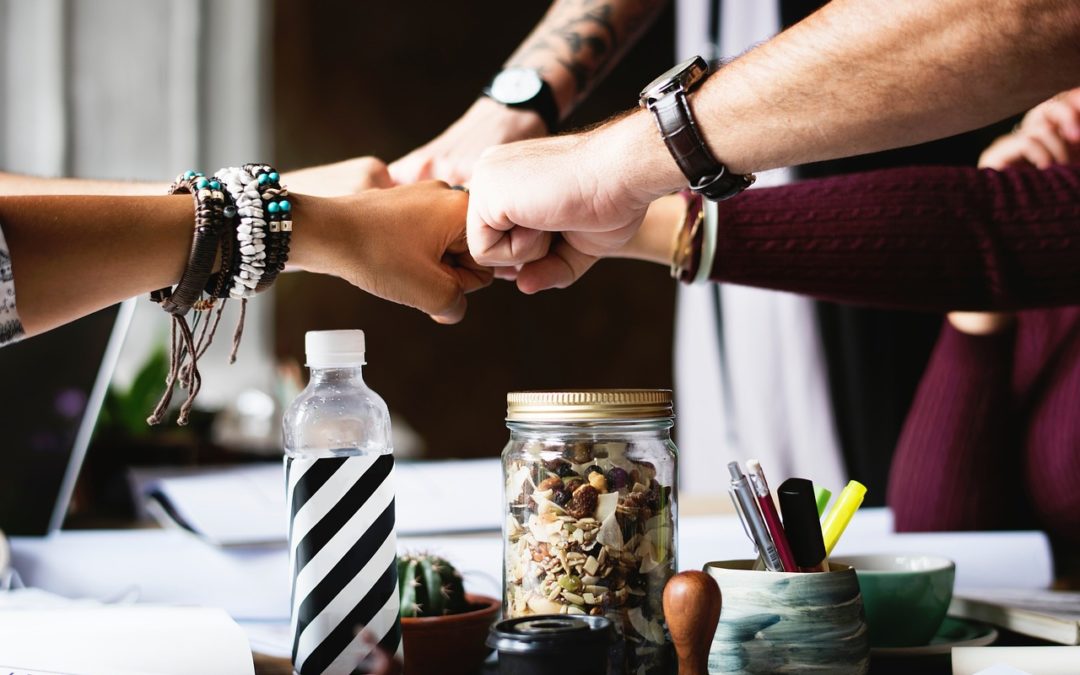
[639,56,755,201]
[483,68,560,134]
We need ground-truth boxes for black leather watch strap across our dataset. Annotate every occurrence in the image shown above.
[651,90,754,201]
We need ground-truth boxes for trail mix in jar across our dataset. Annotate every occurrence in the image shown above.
[504,440,675,674]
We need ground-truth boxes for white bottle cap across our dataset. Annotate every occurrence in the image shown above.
[305,330,366,367]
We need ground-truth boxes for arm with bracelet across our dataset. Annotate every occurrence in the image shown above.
[0,173,491,423]
[389,0,668,185]
[616,161,1080,312]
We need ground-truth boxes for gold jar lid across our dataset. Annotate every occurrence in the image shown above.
[506,389,673,422]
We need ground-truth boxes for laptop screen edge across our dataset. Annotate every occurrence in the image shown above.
[47,298,137,533]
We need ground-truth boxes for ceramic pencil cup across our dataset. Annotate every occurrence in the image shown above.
[704,560,870,675]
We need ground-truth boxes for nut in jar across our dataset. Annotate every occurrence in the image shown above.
[502,390,677,675]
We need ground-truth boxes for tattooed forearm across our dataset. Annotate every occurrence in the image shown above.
[506,0,668,115]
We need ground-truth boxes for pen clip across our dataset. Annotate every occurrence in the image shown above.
[729,489,759,555]
[747,472,767,498]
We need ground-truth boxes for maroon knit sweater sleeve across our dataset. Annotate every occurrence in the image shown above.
[887,322,1025,532]
[709,164,1080,312]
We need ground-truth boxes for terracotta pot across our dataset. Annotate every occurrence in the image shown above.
[401,593,501,675]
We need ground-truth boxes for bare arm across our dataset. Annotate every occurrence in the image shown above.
[503,0,667,115]
[0,157,394,198]
[1,184,488,337]
[468,0,1080,290]
[389,0,667,184]
[688,0,1080,176]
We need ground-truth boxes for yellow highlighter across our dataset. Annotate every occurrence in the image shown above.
[821,480,867,556]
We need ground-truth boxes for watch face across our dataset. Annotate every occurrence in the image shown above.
[490,68,544,105]
[639,55,709,106]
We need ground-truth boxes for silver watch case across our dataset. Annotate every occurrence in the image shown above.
[489,68,545,105]
[639,55,709,108]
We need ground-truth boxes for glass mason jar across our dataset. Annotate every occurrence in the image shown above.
[501,390,678,675]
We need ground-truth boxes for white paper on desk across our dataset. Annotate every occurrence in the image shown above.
[953,646,1080,675]
[139,458,503,545]
[11,529,290,621]
[143,465,285,546]
[0,606,254,675]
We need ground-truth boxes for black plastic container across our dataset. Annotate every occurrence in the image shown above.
[487,615,612,675]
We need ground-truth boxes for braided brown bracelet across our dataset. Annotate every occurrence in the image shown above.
[152,172,228,315]
[147,170,235,426]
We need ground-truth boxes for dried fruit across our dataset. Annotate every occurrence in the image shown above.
[552,489,570,506]
[537,476,564,492]
[606,467,629,490]
[588,471,608,492]
[569,443,592,464]
[555,463,577,478]
[563,477,585,493]
[558,574,582,592]
[566,484,599,519]
[585,465,604,476]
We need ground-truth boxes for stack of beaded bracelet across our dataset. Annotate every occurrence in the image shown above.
[151,170,229,313]
[215,165,269,298]
[148,170,235,426]
[149,164,294,426]
[244,163,291,293]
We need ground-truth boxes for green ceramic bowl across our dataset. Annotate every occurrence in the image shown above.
[833,554,955,648]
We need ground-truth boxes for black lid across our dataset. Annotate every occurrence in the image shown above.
[487,615,612,655]
[778,477,827,568]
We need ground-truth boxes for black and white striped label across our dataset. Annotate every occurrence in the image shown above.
[286,453,402,674]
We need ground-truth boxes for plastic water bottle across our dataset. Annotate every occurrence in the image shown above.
[284,330,401,674]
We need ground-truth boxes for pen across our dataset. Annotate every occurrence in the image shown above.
[728,461,785,572]
[777,477,830,573]
[814,486,832,517]
[745,459,797,572]
[821,480,867,556]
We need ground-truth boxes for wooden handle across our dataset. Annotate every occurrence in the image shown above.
[663,571,722,675]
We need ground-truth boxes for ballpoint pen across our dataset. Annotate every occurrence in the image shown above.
[745,459,797,572]
[728,461,785,572]
[821,479,868,556]
[778,477,829,573]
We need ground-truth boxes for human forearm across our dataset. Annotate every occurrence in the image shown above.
[584,0,1080,199]
[1,182,486,338]
[0,195,192,334]
[701,164,1080,312]
[618,164,1080,311]
[692,0,1080,175]
[505,0,668,116]
[617,192,683,265]
[888,324,1021,532]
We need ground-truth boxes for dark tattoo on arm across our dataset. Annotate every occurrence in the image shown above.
[508,0,664,100]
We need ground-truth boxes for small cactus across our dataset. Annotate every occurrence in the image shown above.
[398,552,469,618]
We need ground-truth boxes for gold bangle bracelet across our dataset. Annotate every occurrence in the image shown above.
[671,189,705,280]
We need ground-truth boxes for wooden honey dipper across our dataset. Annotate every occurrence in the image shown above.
[663,571,722,675]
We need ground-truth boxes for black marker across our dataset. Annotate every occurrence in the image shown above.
[777,478,830,573]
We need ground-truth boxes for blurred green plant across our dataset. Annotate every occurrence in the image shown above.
[97,346,170,438]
